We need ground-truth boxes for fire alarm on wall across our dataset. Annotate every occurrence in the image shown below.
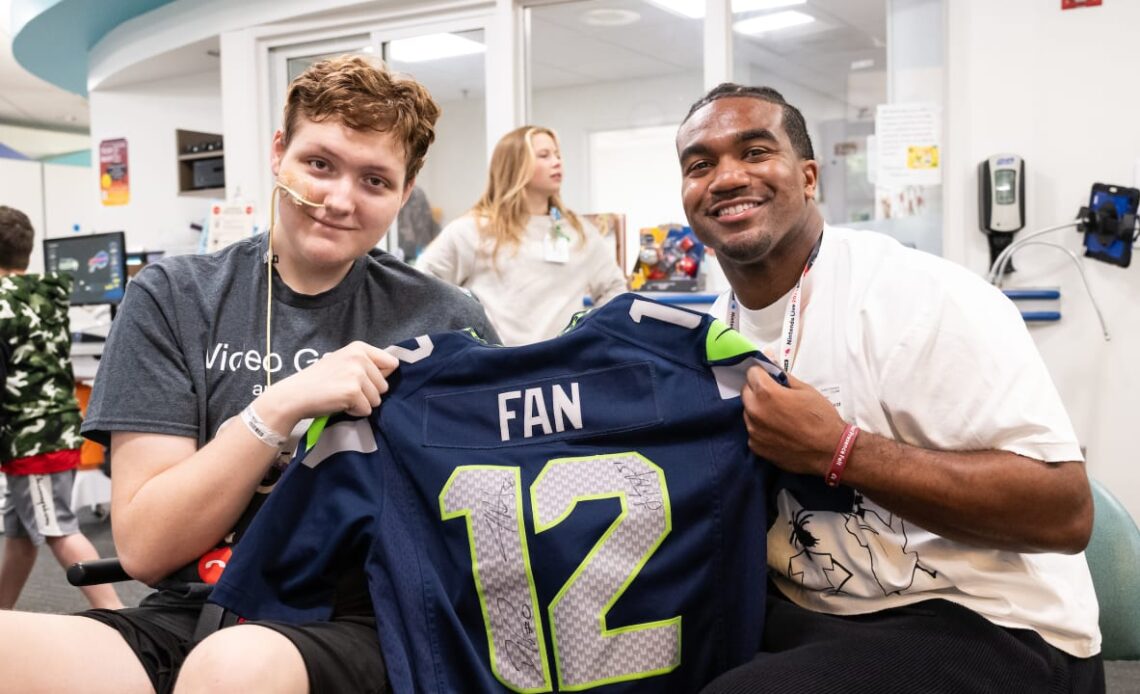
[1062,0,1102,9]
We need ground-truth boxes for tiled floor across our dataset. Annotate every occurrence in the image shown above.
[1109,662,1140,694]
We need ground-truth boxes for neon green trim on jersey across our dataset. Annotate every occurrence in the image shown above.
[561,308,591,334]
[463,326,489,344]
[705,318,757,362]
[305,415,329,452]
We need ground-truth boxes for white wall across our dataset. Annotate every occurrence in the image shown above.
[87,70,223,255]
[417,95,487,227]
[532,71,706,227]
[945,0,1140,522]
[0,158,45,270]
[43,163,97,241]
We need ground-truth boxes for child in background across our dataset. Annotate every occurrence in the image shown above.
[0,206,122,610]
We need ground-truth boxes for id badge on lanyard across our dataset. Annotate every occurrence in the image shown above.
[727,231,823,373]
[544,208,571,264]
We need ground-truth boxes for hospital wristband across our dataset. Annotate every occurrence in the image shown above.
[240,404,289,450]
[825,424,860,488]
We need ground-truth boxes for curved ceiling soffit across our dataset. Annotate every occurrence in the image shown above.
[10,0,176,95]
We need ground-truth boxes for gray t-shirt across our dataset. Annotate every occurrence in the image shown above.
[82,235,497,591]
[84,235,496,447]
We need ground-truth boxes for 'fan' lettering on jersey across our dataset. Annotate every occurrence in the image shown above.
[497,381,581,441]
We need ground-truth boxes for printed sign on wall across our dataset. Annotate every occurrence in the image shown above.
[874,103,941,188]
[99,138,129,206]
[206,200,256,253]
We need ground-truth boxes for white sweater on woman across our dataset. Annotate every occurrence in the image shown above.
[416,214,627,345]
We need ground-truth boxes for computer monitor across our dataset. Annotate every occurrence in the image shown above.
[125,250,164,278]
[43,232,128,306]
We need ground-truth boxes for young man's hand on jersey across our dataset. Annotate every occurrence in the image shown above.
[259,341,399,428]
[741,365,847,478]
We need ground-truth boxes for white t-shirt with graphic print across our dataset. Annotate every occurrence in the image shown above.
[710,225,1100,658]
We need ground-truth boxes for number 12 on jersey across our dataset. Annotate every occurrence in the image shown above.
[440,452,680,692]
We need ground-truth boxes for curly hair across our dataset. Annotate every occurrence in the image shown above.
[0,206,34,271]
[682,83,815,161]
[281,55,441,181]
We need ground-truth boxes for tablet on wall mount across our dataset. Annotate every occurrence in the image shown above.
[1080,183,1138,268]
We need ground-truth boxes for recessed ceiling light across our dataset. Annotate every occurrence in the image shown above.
[582,8,641,26]
[646,0,806,19]
[388,33,485,63]
[733,9,814,35]
[734,0,807,13]
[644,0,702,19]
[850,58,875,70]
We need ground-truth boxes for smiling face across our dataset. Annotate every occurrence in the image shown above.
[525,131,563,202]
[270,117,412,290]
[676,97,819,270]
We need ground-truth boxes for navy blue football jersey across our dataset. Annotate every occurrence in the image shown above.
[211,293,783,693]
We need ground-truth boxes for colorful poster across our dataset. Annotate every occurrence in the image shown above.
[99,138,129,206]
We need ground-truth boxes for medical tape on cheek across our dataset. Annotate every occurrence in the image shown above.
[275,169,326,208]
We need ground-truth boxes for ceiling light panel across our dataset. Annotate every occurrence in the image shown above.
[388,33,486,63]
[733,9,815,35]
[645,0,806,19]
[582,8,641,26]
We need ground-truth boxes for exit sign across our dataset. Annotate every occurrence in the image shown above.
[1062,0,1102,9]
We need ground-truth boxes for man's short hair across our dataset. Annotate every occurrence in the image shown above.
[281,55,441,182]
[0,206,34,271]
[682,83,815,161]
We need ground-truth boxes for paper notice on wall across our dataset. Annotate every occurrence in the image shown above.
[207,201,255,253]
[874,103,941,187]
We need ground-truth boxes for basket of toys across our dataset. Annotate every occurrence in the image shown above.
[629,224,705,292]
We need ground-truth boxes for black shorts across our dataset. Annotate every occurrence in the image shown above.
[79,591,387,694]
[701,590,1105,694]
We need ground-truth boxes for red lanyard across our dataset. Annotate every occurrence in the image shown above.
[727,231,823,373]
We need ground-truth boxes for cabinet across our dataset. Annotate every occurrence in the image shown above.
[176,129,224,195]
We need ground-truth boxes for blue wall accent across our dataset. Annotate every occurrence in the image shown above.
[0,143,32,160]
[10,0,176,95]
[40,150,92,167]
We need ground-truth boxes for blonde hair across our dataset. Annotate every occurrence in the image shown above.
[471,126,584,260]
[281,55,441,181]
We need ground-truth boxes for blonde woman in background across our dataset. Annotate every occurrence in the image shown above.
[417,125,627,345]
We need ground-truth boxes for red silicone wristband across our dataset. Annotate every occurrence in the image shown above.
[825,424,860,487]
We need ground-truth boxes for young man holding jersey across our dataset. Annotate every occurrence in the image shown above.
[0,55,496,694]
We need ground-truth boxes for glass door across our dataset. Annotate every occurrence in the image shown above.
[379,25,487,262]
